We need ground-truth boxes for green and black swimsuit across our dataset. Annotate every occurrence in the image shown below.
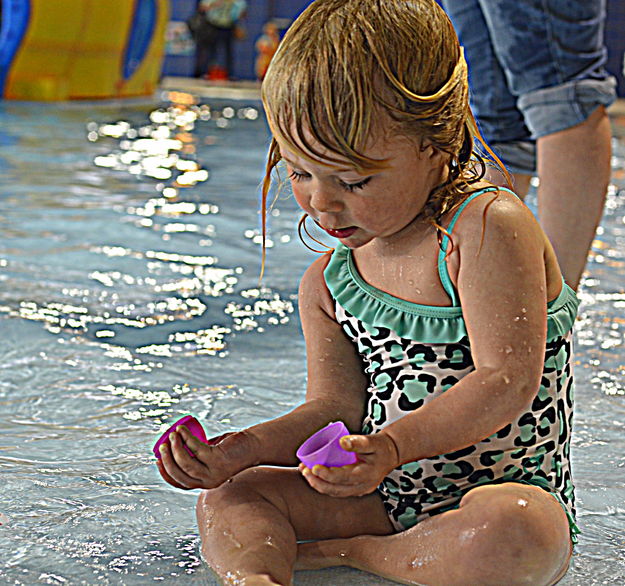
[323,188,580,540]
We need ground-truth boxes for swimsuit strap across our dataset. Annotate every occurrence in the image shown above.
[437,187,516,306]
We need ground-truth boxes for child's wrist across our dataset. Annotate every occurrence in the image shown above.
[233,428,263,468]
[381,430,404,469]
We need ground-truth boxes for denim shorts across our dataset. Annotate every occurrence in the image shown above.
[441,0,617,174]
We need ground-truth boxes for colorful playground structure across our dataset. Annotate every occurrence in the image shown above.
[0,0,169,101]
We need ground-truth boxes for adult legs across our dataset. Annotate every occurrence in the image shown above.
[441,2,536,202]
[194,40,218,78]
[297,483,573,586]
[193,43,209,78]
[443,0,616,290]
[536,105,612,290]
[480,0,615,290]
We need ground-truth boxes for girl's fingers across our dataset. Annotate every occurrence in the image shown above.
[340,434,377,455]
[168,431,213,478]
[156,459,187,489]
[174,428,224,476]
[159,439,203,488]
[301,467,371,497]
[310,463,359,483]
[174,427,205,459]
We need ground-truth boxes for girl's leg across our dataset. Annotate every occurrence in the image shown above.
[297,483,572,586]
[196,466,393,585]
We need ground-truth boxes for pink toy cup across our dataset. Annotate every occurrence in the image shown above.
[296,421,358,468]
[153,415,208,459]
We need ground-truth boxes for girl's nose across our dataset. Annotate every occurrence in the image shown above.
[309,185,343,213]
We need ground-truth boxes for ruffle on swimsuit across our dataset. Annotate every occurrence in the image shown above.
[324,243,579,344]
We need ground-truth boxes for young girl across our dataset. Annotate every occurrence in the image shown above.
[157,1,579,584]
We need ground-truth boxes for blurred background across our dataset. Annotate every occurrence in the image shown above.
[1,0,624,101]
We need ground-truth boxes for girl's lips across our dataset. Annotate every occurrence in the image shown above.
[323,226,357,239]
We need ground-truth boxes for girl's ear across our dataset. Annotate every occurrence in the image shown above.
[421,143,448,166]
[421,143,438,157]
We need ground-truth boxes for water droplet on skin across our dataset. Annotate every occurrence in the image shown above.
[513,231,518,239]
[339,551,347,558]
[517,498,529,508]
[223,530,242,549]
[502,375,510,384]
[503,345,513,354]
[459,524,488,543]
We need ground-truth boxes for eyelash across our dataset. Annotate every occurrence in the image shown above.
[288,170,371,192]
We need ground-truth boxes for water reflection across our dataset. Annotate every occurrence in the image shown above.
[1,93,292,371]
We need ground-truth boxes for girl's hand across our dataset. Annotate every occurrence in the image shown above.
[156,427,254,490]
[299,432,400,497]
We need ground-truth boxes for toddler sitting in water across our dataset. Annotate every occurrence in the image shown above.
[157,1,579,584]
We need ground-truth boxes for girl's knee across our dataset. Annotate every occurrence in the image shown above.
[196,467,294,519]
[458,485,571,584]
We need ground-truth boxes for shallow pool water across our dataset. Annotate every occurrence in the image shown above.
[0,93,623,585]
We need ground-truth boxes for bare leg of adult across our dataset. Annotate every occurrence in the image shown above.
[297,483,572,586]
[484,167,532,200]
[512,173,532,200]
[536,106,611,291]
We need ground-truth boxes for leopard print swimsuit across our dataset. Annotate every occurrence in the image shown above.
[323,188,580,539]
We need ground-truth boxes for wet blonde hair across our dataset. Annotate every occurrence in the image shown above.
[260,0,508,265]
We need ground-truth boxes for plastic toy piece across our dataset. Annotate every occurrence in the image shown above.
[296,421,358,468]
[153,415,208,459]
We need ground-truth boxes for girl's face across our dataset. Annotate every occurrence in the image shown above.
[276,130,446,249]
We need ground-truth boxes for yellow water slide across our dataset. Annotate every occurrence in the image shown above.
[1,0,170,100]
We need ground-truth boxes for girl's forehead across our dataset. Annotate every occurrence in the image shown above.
[276,135,354,170]
[273,121,417,170]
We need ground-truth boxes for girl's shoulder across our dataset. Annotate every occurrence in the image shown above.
[443,183,563,300]
[299,253,336,318]
[443,184,537,239]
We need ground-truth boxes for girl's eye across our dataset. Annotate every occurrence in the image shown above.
[287,169,371,192]
[288,169,310,182]
[340,177,371,192]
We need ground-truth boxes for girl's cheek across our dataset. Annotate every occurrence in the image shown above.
[292,185,309,211]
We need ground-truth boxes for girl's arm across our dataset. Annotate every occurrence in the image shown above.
[158,253,369,489]
[383,191,551,463]
[304,191,557,497]
[246,252,369,451]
